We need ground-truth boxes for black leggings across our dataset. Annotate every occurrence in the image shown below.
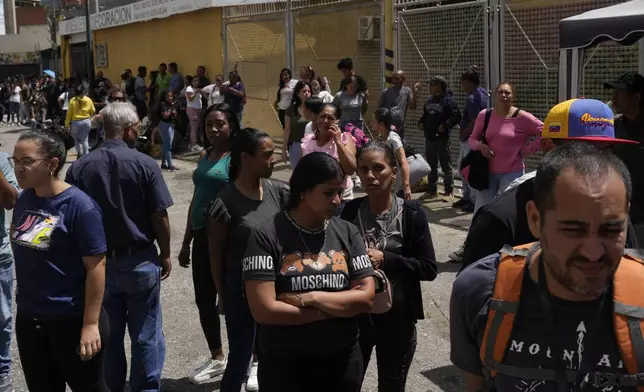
[258,341,363,392]
[278,109,286,129]
[191,228,222,353]
[359,316,417,392]
[16,308,111,392]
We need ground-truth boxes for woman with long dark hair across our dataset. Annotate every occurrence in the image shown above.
[283,81,311,169]
[222,71,246,126]
[275,68,297,129]
[65,85,95,158]
[151,89,178,171]
[179,103,239,384]
[11,128,110,391]
[243,152,376,391]
[342,142,437,391]
[207,128,288,392]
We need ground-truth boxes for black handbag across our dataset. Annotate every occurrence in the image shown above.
[459,109,492,191]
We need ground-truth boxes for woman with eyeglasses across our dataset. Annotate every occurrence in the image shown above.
[10,128,110,391]
[243,152,375,391]
[90,86,126,151]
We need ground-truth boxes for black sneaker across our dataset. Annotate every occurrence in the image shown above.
[161,164,168,170]
[452,199,469,208]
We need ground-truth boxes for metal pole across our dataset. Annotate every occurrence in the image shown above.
[285,0,293,70]
[85,0,95,95]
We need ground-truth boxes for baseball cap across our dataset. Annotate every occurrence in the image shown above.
[604,72,644,92]
[542,98,637,144]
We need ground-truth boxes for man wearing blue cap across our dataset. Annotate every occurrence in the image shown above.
[458,99,639,271]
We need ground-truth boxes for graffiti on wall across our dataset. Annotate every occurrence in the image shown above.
[0,52,41,65]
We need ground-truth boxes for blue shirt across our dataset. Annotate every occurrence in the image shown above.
[11,186,106,319]
[460,87,489,130]
[65,139,174,250]
[0,153,18,262]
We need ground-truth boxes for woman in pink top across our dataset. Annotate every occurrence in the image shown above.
[468,82,542,213]
[301,103,357,205]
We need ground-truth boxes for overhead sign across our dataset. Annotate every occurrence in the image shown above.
[58,0,280,35]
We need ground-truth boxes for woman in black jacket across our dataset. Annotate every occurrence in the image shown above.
[341,141,438,391]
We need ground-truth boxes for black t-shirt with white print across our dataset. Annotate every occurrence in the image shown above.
[451,255,635,392]
[242,212,375,355]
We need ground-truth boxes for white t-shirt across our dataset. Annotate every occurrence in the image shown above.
[385,130,404,152]
[304,121,314,136]
[315,90,334,103]
[58,92,69,110]
[10,87,21,103]
[202,84,223,108]
[278,79,298,110]
[186,86,202,110]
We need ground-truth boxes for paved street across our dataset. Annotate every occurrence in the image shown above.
[0,125,472,392]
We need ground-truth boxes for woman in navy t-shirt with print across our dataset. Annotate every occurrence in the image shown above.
[10,129,110,392]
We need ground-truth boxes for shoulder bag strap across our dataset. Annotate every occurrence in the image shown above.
[481,109,493,145]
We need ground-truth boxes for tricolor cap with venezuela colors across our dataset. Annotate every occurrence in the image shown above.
[542,98,637,144]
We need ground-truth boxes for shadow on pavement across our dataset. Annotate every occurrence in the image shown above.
[421,364,466,392]
[419,204,471,233]
[162,377,221,392]
[437,261,462,274]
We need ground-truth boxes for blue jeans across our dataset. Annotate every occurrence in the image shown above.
[220,265,256,392]
[71,118,92,156]
[288,142,302,170]
[474,170,524,214]
[158,121,174,168]
[457,141,477,203]
[0,252,13,378]
[103,251,165,392]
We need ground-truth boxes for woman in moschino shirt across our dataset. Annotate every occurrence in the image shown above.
[242,152,376,392]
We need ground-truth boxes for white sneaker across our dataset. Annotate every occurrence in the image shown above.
[192,145,204,153]
[188,356,227,384]
[246,361,259,391]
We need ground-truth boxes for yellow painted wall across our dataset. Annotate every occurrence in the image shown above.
[94,8,223,85]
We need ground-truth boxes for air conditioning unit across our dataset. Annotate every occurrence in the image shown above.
[357,16,380,42]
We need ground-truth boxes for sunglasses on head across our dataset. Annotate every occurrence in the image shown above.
[109,96,125,102]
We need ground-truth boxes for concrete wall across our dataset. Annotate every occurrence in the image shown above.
[93,7,223,86]
[0,24,50,53]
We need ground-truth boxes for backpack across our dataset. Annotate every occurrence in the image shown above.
[480,242,644,391]
[126,78,136,98]
[343,122,369,148]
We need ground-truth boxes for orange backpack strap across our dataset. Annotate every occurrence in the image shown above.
[479,243,536,378]
[612,249,644,391]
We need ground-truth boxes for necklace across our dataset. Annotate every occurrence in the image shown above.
[285,211,328,254]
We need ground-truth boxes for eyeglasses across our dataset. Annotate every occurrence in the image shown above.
[9,157,46,168]
[108,96,126,102]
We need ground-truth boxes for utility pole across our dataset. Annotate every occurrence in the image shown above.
[84,0,94,95]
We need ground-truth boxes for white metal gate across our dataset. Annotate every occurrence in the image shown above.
[395,0,490,161]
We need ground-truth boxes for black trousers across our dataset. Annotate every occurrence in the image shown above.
[16,308,111,392]
[359,316,417,392]
[258,341,363,392]
[278,109,286,129]
[191,228,222,352]
[425,138,454,194]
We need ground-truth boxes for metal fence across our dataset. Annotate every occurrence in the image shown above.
[394,0,637,174]
[223,0,383,138]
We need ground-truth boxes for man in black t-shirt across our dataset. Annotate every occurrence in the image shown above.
[337,57,368,96]
[451,142,636,392]
[460,99,639,270]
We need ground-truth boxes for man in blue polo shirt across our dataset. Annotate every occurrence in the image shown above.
[0,153,18,392]
[66,102,174,392]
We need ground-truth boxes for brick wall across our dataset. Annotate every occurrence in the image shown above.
[16,6,46,32]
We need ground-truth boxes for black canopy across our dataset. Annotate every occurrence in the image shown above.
[559,0,644,49]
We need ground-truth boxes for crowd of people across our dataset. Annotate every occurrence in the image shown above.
[0,54,640,392]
